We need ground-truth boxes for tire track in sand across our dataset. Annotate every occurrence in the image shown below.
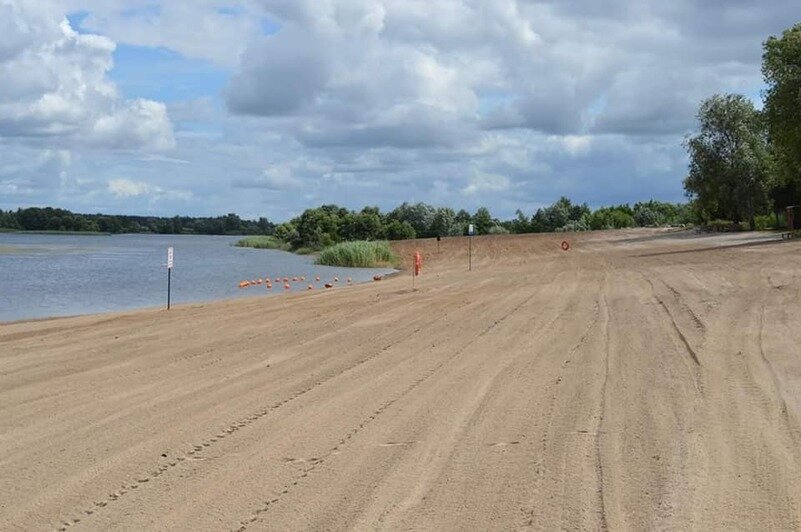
[50,300,472,532]
[232,289,541,531]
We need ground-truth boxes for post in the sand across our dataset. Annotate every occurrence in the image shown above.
[468,224,474,271]
[412,251,421,289]
[166,246,173,310]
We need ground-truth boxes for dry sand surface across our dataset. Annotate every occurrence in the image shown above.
[3,229,801,530]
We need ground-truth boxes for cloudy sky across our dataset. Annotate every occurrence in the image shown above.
[1,0,797,221]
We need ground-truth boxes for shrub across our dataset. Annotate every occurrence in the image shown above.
[557,219,590,232]
[316,241,397,268]
[753,214,774,231]
[488,225,510,235]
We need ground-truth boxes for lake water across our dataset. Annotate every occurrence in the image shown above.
[0,233,396,323]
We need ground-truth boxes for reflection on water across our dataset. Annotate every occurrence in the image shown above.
[0,233,395,322]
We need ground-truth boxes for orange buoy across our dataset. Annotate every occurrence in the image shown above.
[373,275,383,281]
[561,241,570,251]
[325,283,333,288]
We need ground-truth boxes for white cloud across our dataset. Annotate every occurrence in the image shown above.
[3,0,799,218]
[55,0,264,67]
[107,178,151,198]
[463,169,511,196]
[107,177,192,202]
[0,0,174,150]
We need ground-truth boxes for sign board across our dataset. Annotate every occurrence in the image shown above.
[468,224,475,236]
[167,247,174,269]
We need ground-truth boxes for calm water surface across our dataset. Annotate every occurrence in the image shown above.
[0,233,395,322]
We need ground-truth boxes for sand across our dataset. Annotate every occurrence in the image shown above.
[2,229,801,530]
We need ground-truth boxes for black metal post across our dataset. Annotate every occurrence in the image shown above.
[468,235,472,271]
[167,268,171,310]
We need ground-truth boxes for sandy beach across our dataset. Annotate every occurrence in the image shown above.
[2,229,801,530]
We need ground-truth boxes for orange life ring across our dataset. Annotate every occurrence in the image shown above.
[561,241,570,251]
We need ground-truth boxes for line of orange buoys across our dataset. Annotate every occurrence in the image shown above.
[237,274,364,290]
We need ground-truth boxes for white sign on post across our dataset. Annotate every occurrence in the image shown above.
[167,247,174,269]
[468,224,475,236]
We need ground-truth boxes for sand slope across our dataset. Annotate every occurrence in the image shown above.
[2,229,801,530]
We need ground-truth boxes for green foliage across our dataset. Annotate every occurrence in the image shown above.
[0,207,275,235]
[556,219,590,232]
[234,236,290,250]
[531,197,591,232]
[488,225,510,235]
[316,241,397,268]
[430,207,456,237]
[763,23,801,186]
[273,222,299,243]
[382,220,417,240]
[387,202,437,237]
[683,93,772,228]
[473,207,494,234]
[753,214,776,231]
[588,205,636,230]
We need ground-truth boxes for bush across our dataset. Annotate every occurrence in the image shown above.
[316,241,397,268]
[557,219,590,232]
[488,225,510,235]
[234,236,290,250]
[705,219,747,232]
[753,214,775,231]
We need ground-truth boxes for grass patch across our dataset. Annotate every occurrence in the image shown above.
[316,240,397,268]
[234,235,291,251]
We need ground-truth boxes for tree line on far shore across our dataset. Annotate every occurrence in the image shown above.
[0,207,275,236]
[0,198,690,250]
[684,23,801,229]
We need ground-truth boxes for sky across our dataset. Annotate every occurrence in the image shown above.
[0,0,798,221]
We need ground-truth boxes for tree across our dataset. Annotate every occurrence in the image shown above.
[430,207,455,237]
[510,209,531,233]
[763,23,801,187]
[683,94,772,228]
[530,197,590,232]
[387,202,436,237]
[340,210,383,241]
[383,220,416,240]
[274,222,298,243]
[473,207,493,234]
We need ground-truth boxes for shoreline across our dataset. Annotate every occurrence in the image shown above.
[0,269,399,326]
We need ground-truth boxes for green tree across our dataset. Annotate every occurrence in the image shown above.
[763,23,801,186]
[530,197,590,232]
[387,202,436,237]
[383,220,416,240]
[430,207,456,237]
[340,210,383,241]
[473,207,493,234]
[274,222,299,243]
[683,94,772,228]
[510,209,531,233]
